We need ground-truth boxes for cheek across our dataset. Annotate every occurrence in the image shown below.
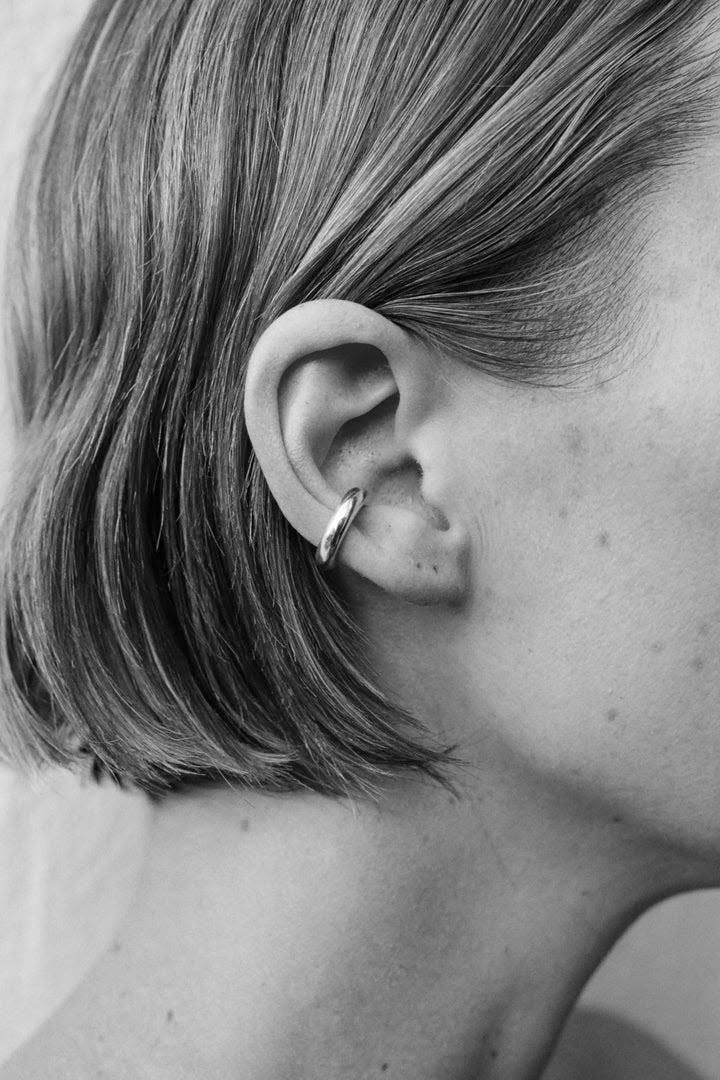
[470,387,720,848]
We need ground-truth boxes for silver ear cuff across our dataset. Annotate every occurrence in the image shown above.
[314,487,367,570]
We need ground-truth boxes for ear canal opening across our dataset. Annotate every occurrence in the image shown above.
[339,448,449,532]
[372,459,450,531]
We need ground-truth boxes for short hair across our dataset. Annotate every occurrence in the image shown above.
[0,0,717,796]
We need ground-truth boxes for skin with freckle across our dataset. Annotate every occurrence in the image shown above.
[424,141,720,854]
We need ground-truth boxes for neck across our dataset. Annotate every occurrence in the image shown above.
[22,766,714,1080]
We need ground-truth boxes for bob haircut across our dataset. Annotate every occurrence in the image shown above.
[0,0,718,797]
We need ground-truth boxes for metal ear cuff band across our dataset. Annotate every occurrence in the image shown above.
[314,487,367,570]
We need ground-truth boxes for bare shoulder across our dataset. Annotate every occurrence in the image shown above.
[542,1008,710,1080]
[1,1003,709,1080]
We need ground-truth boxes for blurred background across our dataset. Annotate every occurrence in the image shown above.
[0,2,719,1074]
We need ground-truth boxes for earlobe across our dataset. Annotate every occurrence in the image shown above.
[335,498,471,606]
[243,299,471,606]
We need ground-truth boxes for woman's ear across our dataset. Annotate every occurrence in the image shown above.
[243,299,470,605]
